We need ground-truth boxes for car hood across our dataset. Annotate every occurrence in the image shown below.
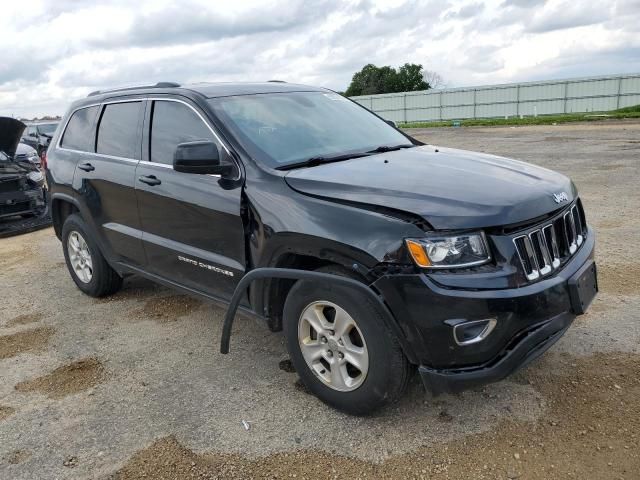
[284,145,576,229]
[0,117,26,158]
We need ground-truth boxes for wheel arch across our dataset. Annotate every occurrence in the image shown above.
[250,235,378,333]
[50,194,80,240]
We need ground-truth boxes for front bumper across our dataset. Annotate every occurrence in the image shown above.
[418,312,572,395]
[373,227,596,395]
[0,186,46,219]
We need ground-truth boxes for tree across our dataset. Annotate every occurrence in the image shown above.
[344,63,434,96]
[423,70,446,89]
[396,63,429,92]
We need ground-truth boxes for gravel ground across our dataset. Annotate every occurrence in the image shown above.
[1,121,639,479]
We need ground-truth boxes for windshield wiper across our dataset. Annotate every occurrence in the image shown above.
[367,144,414,153]
[276,151,373,171]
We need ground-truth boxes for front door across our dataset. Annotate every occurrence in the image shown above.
[134,98,245,301]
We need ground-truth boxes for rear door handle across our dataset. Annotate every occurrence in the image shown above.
[138,175,161,186]
[78,162,95,172]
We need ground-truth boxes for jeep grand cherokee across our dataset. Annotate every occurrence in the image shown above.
[46,82,597,414]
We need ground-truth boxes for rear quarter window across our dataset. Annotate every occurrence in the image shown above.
[60,106,99,151]
[96,102,142,159]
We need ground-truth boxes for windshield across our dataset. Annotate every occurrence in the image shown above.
[208,91,410,168]
[37,123,58,134]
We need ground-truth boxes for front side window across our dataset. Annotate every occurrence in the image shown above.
[97,102,142,158]
[60,106,99,152]
[208,91,411,167]
[149,100,216,165]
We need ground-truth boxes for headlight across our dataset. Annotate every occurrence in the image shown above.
[28,154,40,164]
[26,171,44,185]
[405,232,491,268]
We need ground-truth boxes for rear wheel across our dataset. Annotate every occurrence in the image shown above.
[283,266,410,415]
[62,214,122,297]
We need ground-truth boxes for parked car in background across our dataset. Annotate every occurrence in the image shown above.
[21,121,59,157]
[0,117,47,219]
[46,82,597,415]
[15,142,41,166]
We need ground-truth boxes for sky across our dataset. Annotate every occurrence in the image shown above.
[1,0,639,118]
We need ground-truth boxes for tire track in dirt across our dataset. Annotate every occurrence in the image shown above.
[111,353,640,480]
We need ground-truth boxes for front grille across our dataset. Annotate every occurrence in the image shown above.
[0,179,22,194]
[0,201,31,216]
[513,200,587,281]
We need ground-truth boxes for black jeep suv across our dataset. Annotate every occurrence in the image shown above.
[46,82,597,414]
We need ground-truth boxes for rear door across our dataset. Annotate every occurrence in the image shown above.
[70,100,146,267]
[134,98,245,300]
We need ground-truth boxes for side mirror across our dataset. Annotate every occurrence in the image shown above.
[173,141,233,176]
[385,119,397,128]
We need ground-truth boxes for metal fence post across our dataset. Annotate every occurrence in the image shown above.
[516,84,520,117]
[616,77,623,109]
[473,88,477,119]
[439,90,443,121]
[563,82,569,113]
[403,92,407,123]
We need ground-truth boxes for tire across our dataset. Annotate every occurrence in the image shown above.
[61,213,123,297]
[283,265,410,415]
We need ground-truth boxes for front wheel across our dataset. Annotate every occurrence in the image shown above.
[283,266,410,415]
[62,214,123,297]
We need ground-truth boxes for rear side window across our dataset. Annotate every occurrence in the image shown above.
[60,106,99,151]
[150,101,216,165]
[97,102,142,159]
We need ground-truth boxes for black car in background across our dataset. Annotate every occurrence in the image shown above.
[46,82,597,414]
[21,121,59,156]
[1,117,47,219]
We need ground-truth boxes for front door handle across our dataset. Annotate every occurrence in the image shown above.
[78,162,95,172]
[138,175,161,186]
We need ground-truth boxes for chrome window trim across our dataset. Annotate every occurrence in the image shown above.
[55,96,239,180]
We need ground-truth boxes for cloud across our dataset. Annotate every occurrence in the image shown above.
[525,1,608,33]
[1,0,639,118]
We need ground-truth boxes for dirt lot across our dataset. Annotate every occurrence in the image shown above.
[1,121,639,479]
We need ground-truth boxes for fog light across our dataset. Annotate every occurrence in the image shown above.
[447,318,497,346]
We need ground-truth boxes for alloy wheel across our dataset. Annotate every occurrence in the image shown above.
[297,300,369,392]
[67,231,93,283]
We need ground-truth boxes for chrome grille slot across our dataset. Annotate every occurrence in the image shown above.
[572,204,584,246]
[542,224,561,268]
[514,235,539,281]
[563,210,577,254]
[513,201,586,282]
[530,230,552,275]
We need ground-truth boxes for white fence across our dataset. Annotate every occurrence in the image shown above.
[350,73,640,123]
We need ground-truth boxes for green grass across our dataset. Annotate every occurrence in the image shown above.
[398,105,640,128]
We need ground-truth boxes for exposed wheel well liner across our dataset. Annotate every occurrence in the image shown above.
[261,254,361,332]
[51,197,79,239]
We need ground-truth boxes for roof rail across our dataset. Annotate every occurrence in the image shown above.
[87,82,181,97]
[267,80,287,83]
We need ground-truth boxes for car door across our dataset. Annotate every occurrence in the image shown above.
[69,100,146,267]
[134,98,245,301]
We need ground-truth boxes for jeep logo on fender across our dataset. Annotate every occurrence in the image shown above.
[553,192,569,204]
